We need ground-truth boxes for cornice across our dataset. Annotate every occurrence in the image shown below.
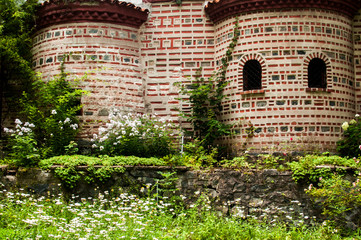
[36,0,149,30]
[205,0,361,23]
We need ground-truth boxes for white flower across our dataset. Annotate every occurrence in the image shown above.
[91,144,97,148]
[51,110,57,115]
[15,119,22,125]
[341,122,349,131]
[99,146,104,151]
[64,118,71,124]
[356,114,360,118]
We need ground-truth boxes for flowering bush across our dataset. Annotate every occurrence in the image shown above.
[3,119,39,166]
[337,114,361,157]
[92,111,177,157]
[4,113,80,166]
[3,62,84,165]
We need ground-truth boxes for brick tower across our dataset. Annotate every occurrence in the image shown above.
[204,0,361,152]
[33,0,149,136]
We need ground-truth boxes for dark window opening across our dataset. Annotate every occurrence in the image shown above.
[243,60,262,91]
[308,58,327,88]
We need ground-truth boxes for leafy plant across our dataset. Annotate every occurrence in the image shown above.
[221,155,255,169]
[3,61,85,165]
[39,155,172,188]
[175,18,239,152]
[19,62,84,159]
[257,154,285,170]
[307,174,361,230]
[92,111,177,158]
[150,171,182,208]
[3,119,39,166]
[180,140,218,168]
[337,114,361,157]
[289,155,361,231]
[288,154,359,184]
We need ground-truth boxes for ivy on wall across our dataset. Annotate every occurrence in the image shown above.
[175,18,240,152]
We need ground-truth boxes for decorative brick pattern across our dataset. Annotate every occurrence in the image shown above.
[213,9,356,152]
[24,0,361,152]
[32,22,145,137]
[139,0,215,122]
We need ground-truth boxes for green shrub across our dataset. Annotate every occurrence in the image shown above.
[161,140,218,169]
[3,62,85,166]
[288,154,359,183]
[337,114,361,157]
[307,174,361,230]
[39,155,169,188]
[3,120,39,166]
[91,112,177,157]
[289,155,361,231]
[221,155,254,169]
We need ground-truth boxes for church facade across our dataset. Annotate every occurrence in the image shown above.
[31,0,361,152]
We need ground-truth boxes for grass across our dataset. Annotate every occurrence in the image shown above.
[0,188,360,240]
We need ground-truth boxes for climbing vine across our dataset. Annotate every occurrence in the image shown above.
[175,18,239,152]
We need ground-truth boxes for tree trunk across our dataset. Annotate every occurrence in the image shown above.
[0,58,3,140]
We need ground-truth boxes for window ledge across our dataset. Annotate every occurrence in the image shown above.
[240,89,265,95]
[306,88,331,93]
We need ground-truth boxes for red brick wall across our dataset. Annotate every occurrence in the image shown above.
[27,1,361,153]
[214,9,356,152]
[32,23,144,137]
[140,0,215,126]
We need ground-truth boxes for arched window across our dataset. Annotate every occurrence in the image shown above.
[243,60,262,91]
[308,58,327,88]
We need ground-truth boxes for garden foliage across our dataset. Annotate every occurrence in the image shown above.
[91,111,177,158]
[161,139,218,168]
[288,154,361,230]
[288,154,359,183]
[306,174,361,230]
[4,62,85,165]
[0,187,359,239]
[0,0,39,139]
[39,155,168,188]
[337,114,361,157]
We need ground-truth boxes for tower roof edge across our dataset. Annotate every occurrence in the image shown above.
[36,0,149,29]
[205,0,361,23]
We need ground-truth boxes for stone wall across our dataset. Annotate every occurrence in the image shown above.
[0,166,319,224]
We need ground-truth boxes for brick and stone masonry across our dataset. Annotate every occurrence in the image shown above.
[26,0,361,152]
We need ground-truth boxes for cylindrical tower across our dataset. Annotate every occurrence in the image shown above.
[205,0,361,152]
[32,0,149,137]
